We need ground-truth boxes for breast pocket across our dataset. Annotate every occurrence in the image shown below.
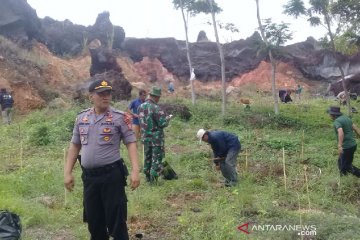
[98,126,115,145]
[79,127,89,145]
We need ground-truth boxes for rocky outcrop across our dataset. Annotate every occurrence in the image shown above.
[40,17,85,56]
[89,40,122,76]
[86,12,125,50]
[40,12,125,56]
[328,74,360,95]
[196,30,209,42]
[123,32,266,82]
[75,70,132,101]
[0,0,41,45]
[0,0,126,56]
[83,41,132,100]
[282,37,353,80]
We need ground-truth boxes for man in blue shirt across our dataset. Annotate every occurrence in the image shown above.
[197,129,241,187]
[127,90,147,140]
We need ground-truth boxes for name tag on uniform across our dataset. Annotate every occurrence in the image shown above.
[101,122,114,126]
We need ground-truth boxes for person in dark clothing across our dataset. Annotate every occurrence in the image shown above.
[328,106,360,177]
[0,88,14,124]
[279,89,292,103]
[197,129,241,186]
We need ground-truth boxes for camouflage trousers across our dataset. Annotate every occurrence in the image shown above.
[143,143,165,180]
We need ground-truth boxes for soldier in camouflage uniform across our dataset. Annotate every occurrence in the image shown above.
[138,86,172,182]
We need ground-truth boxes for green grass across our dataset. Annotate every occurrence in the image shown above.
[2,95,360,239]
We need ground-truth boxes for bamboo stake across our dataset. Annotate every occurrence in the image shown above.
[282,148,287,191]
[297,193,304,240]
[20,141,23,169]
[304,165,311,210]
[64,147,67,206]
[301,130,304,161]
[245,149,248,171]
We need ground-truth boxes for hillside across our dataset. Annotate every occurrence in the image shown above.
[0,35,327,114]
[2,96,360,239]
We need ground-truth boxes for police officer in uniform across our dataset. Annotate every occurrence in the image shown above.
[64,79,140,240]
[138,86,172,182]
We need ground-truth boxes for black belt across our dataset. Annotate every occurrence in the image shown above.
[82,160,121,176]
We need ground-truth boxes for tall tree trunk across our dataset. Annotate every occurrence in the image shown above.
[208,0,226,116]
[269,51,279,114]
[324,13,351,115]
[180,0,196,104]
[255,0,279,114]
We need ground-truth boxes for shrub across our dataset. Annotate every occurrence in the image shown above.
[28,124,51,146]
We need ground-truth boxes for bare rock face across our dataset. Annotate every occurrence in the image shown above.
[75,70,132,101]
[87,11,125,50]
[123,32,266,82]
[196,30,209,42]
[89,41,122,76]
[40,12,125,56]
[40,17,85,56]
[282,38,351,80]
[0,0,41,44]
[329,74,360,95]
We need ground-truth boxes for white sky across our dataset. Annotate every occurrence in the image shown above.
[27,0,328,45]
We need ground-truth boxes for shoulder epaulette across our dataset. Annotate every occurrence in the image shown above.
[77,108,91,115]
[111,108,125,115]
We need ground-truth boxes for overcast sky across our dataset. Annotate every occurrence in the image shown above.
[27,0,328,45]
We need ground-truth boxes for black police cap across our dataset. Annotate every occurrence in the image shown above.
[88,79,112,93]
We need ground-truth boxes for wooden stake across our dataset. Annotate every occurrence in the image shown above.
[297,193,304,240]
[304,165,311,210]
[301,130,304,161]
[20,141,23,169]
[245,149,248,171]
[282,148,287,191]
[64,147,67,206]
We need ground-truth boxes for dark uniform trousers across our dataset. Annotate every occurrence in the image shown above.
[81,160,129,240]
[338,145,360,177]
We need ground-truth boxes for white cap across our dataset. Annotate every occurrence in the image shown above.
[196,129,206,143]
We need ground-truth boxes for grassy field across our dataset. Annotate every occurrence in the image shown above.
[1,92,360,240]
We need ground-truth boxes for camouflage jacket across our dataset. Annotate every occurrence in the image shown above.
[138,98,169,145]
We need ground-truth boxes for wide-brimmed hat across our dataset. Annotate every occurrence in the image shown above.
[327,106,343,116]
[196,129,206,143]
[150,86,162,97]
[89,79,112,93]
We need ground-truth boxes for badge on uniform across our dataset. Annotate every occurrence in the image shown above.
[103,127,111,133]
[82,116,89,122]
[103,136,111,142]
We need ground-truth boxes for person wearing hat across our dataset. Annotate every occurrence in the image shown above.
[138,86,172,182]
[328,106,360,177]
[64,79,140,240]
[197,129,241,187]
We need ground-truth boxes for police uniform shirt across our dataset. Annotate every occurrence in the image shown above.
[71,107,136,169]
